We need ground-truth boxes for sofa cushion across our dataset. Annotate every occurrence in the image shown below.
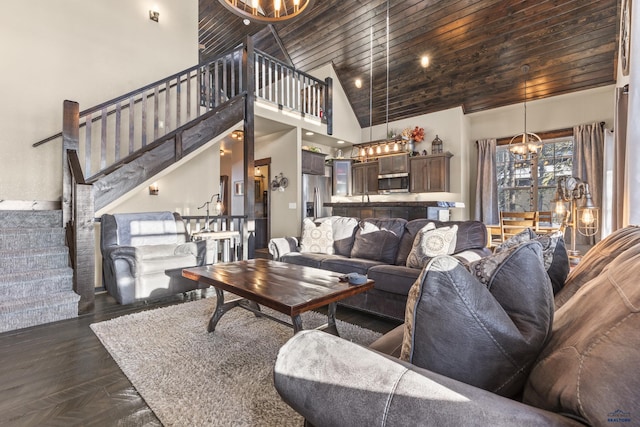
[367,264,421,296]
[280,252,338,269]
[495,228,570,294]
[395,219,487,266]
[406,223,458,268]
[523,226,640,425]
[555,225,640,309]
[300,218,334,254]
[350,218,407,263]
[320,257,385,275]
[400,241,554,397]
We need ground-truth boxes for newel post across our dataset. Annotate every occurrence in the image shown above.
[62,100,79,226]
[325,77,333,135]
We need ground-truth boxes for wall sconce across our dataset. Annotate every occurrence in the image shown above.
[270,172,289,192]
[149,182,159,195]
[220,149,224,156]
[197,193,223,232]
[149,9,160,22]
[555,176,599,256]
[231,130,244,140]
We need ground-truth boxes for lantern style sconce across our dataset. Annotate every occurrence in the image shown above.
[555,176,599,256]
[149,8,160,22]
[149,182,159,195]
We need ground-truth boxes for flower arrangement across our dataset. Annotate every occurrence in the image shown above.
[401,127,425,142]
[411,126,425,142]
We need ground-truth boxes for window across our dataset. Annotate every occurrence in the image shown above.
[496,137,573,213]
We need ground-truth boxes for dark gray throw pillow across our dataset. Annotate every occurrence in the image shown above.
[401,241,554,397]
[350,218,406,263]
[495,229,570,294]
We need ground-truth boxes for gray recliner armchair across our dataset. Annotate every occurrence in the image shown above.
[100,211,206,304]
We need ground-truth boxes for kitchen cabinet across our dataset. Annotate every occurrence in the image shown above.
[301,150,327,175]
[409,152,452,193]
[332,160,352,196]
[378,153,408,176]
[352,162,378,195]
[331,205,426,220]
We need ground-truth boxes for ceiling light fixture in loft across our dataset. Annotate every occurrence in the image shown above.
[218,0,315,24]
[509,64,542,160]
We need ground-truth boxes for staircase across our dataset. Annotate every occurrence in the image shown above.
[0,210,79,334]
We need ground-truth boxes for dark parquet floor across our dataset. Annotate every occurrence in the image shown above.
[0,290,400,426]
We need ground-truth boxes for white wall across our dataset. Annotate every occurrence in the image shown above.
[255,128,299,237]
[0,0,198,202]
[308,64,362,144]
[468,85,615,140]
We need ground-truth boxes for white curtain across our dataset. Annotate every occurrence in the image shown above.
[474,138,499,224]
[624,1,640,226]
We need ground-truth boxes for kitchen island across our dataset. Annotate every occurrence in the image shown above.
[325,201,458,221]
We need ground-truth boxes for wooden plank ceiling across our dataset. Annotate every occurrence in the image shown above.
[200,0,619,128]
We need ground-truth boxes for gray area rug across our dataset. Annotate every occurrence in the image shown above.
[90,297,381,427]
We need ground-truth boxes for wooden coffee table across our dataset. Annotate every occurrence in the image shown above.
[182,259,374,336]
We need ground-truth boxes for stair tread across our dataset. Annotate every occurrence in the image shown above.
[0,267,73,284]
[0,246,69,256]
[0,291,79,311]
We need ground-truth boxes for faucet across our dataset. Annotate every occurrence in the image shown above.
[362,192,370,203]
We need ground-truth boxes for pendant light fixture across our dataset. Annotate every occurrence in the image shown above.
[218,0,315,24]
[508,64,542,160]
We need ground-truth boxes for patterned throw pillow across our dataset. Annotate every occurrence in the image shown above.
[496,229,569,294]
[406,223,458,268]
[300,218,334,254]
[401,241,554,398]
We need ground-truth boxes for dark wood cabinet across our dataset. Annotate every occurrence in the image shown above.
[352,162,378,195]
[378,153,408,175]
[409,152,452,193]
[301,150,327,175]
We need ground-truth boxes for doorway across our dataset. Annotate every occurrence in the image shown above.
[254,158,271,250]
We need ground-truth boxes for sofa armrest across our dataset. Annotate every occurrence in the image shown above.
[274,330,581,427]
[268,237,299,260]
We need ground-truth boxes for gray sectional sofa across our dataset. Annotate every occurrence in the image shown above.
[269,216,491,320]
[273,225,640,427]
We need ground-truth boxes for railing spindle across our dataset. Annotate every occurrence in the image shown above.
[165,81,170,134]
[115,103,121,162]
[128,96,135,154]
[100,108,107,170]
[85,113,92,175]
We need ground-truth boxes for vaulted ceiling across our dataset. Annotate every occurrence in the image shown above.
[200,0,619,128]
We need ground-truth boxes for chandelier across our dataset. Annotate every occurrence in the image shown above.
[218,0,315,24]
[509,64,542,160]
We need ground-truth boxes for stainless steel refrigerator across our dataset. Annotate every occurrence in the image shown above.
[302,167,332,221]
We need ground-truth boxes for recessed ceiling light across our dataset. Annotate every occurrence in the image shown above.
[243,18,251,26]
[420,56,430,68]
[337,140,345,144]
[355,78,362,88]
[305,131,314,136]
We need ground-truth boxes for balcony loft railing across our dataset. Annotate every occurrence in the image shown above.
[35,46,331,184]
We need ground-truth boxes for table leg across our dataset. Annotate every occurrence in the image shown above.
[208,287,240,333]
[291,314,304,334]
[324,302,340,336]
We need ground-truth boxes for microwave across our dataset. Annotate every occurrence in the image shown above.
[378,173,409,193]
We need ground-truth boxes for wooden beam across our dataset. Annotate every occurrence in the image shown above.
[243,36,256,260]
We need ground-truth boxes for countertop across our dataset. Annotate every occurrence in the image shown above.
[324,201,456,207]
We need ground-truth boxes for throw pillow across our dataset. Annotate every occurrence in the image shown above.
[406,224,458,268]
[299,218,334,254]
[496,229,569,294]
[401,241,554,397]
[350,219,406,263]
